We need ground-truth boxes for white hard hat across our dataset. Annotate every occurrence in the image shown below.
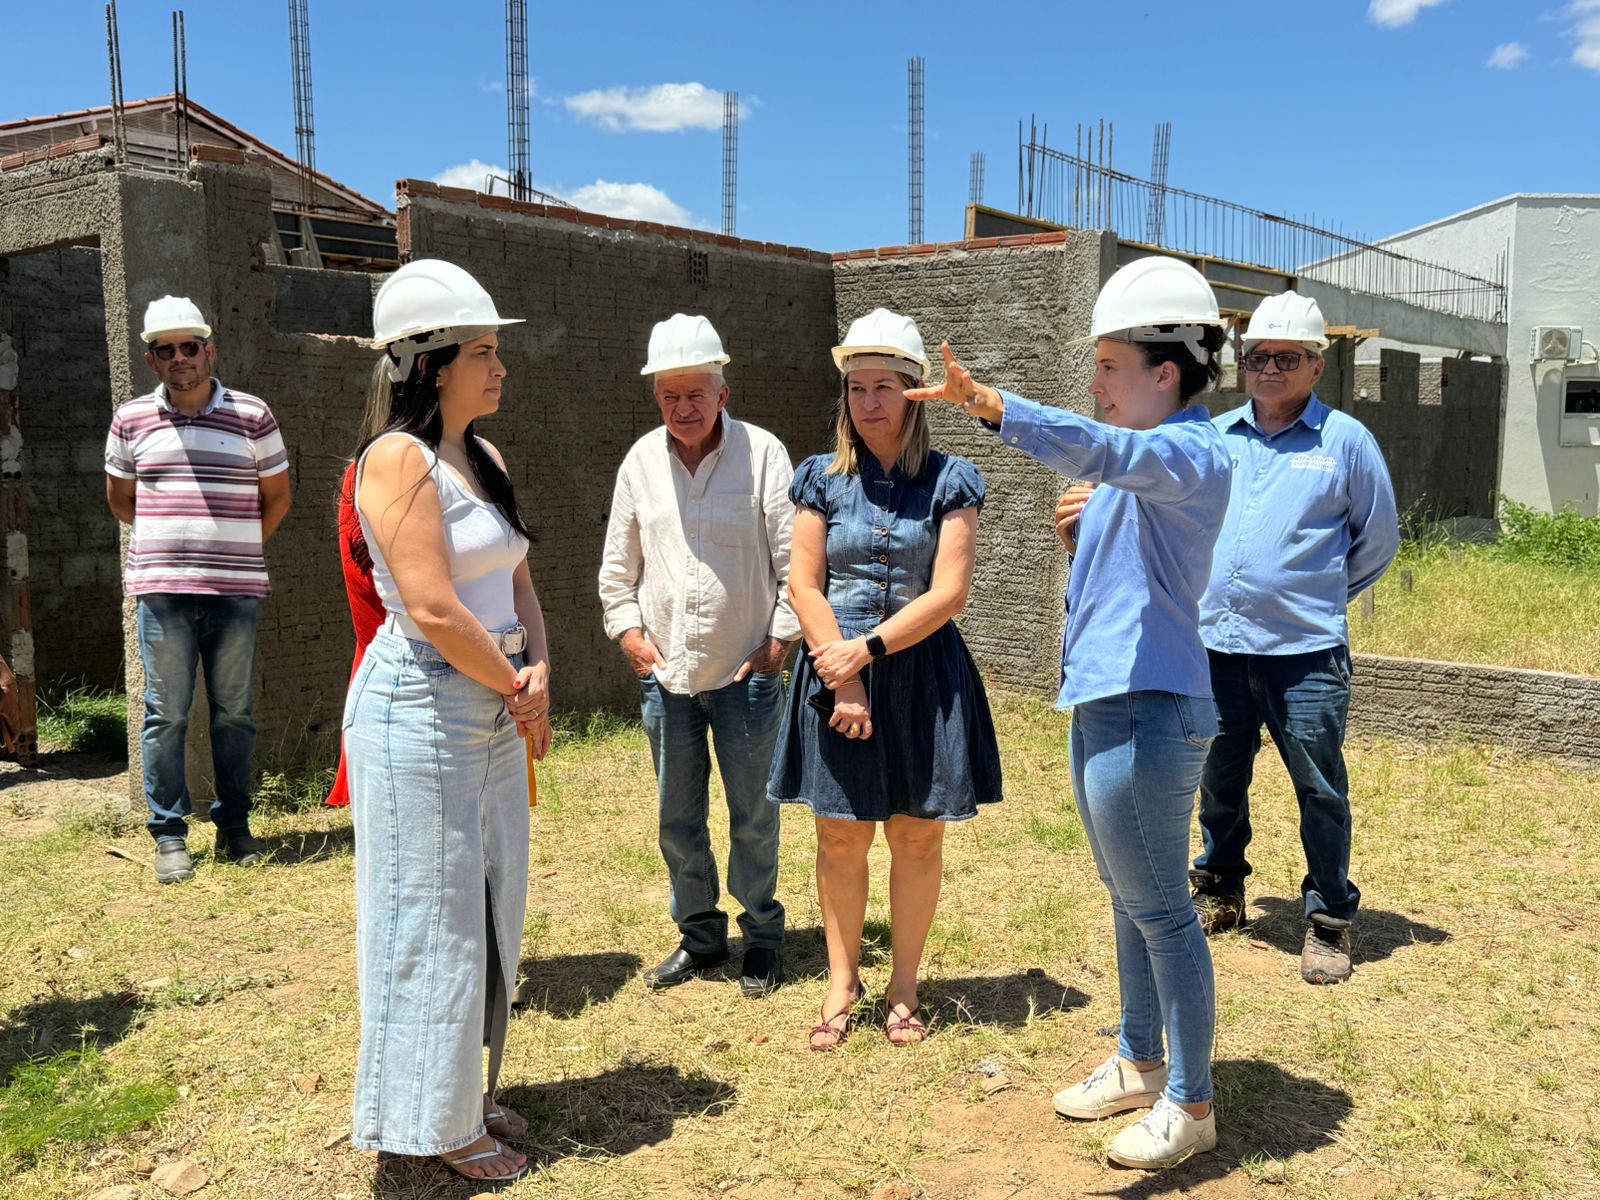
[1072,256,1227,365]
[832,308,930,380]
[372,259,523,383]
[640,314,730,377]
[1242,290,1329,351]
[141,296,211,343]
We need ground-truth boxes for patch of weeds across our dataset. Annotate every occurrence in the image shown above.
[253,762,336,814]
[65,803,142,839]
[550,709,643,748]
[927,915,979,967]
[1324,1017,1365,1086]
[0,1046,175,1165]
[1497,497,1600,568]
[1490,1009,1533,1044]
[155,972,279,1009]
[36,688,127,759]
[1024,811,1086,854]
[604,844,660,881]
[1533,1069,1562,1094]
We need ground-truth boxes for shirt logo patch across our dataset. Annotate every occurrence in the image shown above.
[1290,452,1337,474]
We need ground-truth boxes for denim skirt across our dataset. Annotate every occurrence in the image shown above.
[342,628,529,1155]
[768,615,1003,822]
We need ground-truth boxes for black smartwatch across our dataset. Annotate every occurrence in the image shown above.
[865,633,887,660]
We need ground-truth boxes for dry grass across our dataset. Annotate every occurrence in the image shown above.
[2,695,1598,1199]
[1349,545,1600,676]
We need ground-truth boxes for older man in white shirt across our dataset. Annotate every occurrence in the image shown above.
[599,314,798,998]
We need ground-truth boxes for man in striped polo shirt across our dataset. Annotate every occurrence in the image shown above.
[105,296,293,884]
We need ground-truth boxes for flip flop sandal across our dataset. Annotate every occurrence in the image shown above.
[809,984,866,1053]
[483,1104,527,1139]
[885,1005,927,1044]
[443,1138,528,1183]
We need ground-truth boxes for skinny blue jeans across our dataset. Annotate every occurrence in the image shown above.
[136,594,260,842]
[639,673,786,956]
[1070,690,1218,1106]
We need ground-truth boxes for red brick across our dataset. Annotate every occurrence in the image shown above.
[437,185,478,204]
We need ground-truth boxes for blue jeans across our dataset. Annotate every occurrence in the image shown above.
[1071,690,1218,1106]
[1196,647,1359,925]
[640,673,786,955]
[136,594,260,842]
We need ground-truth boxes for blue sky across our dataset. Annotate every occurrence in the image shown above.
[2,1,1596,251]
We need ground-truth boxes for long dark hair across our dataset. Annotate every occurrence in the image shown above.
[351,342,531,543]
[1135,326,1226,402]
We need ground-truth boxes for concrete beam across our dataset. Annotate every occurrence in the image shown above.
[1299,277,1506,358]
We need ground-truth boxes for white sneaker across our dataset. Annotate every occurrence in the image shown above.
[1106,1095,1217,1169]
[1053,1055,1168,1120]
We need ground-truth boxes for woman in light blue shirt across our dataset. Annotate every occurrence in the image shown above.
[907,257,1232,1171]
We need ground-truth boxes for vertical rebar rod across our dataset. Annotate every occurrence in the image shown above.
[506,0,530,201]
[287,0,316,210]
[721,91,738,236]
[907,57,925,244]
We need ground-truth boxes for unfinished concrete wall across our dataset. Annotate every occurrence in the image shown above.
[400,183,840,713]
[833,230,1116,696]
[0,247,121,688]
[271,265,376,337]
[1352,351,1501,521]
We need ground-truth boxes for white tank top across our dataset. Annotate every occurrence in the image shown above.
[356,433,529,640]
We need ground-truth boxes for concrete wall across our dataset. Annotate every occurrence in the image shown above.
[1351,351,1501,521]
[833,231,1115,695]
[0,247,122,688]
[1298,276,1506,359]
[1351,652,1600,772]
[1501,199,1600,515]
[399,185,840,714]
[271,265,376,338]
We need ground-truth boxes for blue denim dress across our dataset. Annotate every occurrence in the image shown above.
[767,450,1003,821]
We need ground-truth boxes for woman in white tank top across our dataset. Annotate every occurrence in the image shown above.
[341,260,549,1184]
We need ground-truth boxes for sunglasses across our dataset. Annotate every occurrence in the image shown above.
[151,340,207,361]
[1241,351,1308,373]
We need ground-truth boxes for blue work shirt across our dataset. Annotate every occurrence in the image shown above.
[790,450,985,632]
[1200,393,1399,656]
[991,392,1232,709]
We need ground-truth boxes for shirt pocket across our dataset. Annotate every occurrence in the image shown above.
[710,494,758,549]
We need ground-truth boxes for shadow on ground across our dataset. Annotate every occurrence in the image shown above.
[925,971,1092,1029]
[0,750,128,787]
[1251,896,1449,965]
[257,823,355,866]
[1091,1059,1352,1198]
[0,989,142,1081]
[372,1063,733,1196]
[514,951,643,1018]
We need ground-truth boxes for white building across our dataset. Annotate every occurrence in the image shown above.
[1369,195,1600,516]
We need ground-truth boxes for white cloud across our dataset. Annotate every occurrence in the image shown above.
[1367,0,1450,27]
[1486,41,1530,68]
[1569,1,1600,70]
[429,162,704,228]
[431,159,509,191]
[564,82,743,133]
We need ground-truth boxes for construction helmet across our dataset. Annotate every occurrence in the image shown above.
[640,314,731,377]
[372,259,523,383]
[1071,256,1227,365]
[1242,290,1329,351]
[141,296,212,343]
[831,308,930,380]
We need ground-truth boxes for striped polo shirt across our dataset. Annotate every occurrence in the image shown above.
[104,380,289,597]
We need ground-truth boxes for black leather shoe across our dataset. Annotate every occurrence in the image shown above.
[643,946,729,990]
[739,947,783,998]
[215,827,268,866]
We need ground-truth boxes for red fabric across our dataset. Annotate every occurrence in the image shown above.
[326,462,386,807]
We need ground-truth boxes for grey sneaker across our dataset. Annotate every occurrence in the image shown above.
[1106,1095,1217,1169]
[215,827,267,866]
[154,839,195,884]
[1054,1054,1167,1120]
[1301,917,1352,985]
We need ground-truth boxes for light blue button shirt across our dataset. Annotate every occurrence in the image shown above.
[1200,393,1399,656]
[991,392,1233,709]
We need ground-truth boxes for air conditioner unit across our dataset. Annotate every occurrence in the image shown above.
[1530,325,1582,363]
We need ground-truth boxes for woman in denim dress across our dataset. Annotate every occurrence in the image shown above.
[768,308,1002,1050]
[342,261,552,1184]
[907,257,1232,1170]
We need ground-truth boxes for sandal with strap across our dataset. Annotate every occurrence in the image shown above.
[885,1004,927,1045]
[443,1137,528,1183]
[483,1099,528,1140]
[809,984,866,1052]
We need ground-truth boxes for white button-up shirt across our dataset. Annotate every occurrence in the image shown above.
[599,414,800,696]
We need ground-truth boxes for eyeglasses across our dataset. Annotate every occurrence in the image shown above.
[1241,351,1307,372]
[151,340,207,361]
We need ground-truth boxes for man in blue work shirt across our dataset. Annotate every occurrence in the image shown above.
[1189,290,1399,985]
